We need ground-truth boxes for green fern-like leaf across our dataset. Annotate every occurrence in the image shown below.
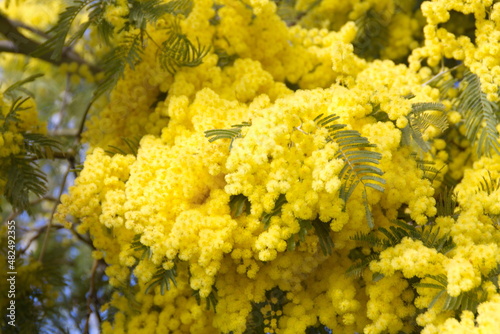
[284,217,334,256]
[157,18,210,74]
[3,73,44,99]
[204,121,251,150]
[94,32,144,99]
[261,193,287,229]
[1,96,31,131]
[129,0,193,29]
[414,274,485,312]
[33,0,94,61]
[345,253,379,278]
[105,137,141,156]
[401,102,448,154]
[410,102,447,114]
[130,234,152,260]
[315,113,385,228]
[457,70,500,157]
[353,8,391,60]
[192,289,218,311]
[23,133,62,159]
[476,171,500,195]
[311,218,334,255]
[3,156,47,212]
[414,156,444,182]
[436,187,458,217]
[352,220,455,254]
[287,219,313,251]
[145,263,178,295]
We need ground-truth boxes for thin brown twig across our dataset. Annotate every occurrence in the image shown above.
[8,17,50,39]
[19,224,65,255]
[5,196,58,222]
[0,12,101,73]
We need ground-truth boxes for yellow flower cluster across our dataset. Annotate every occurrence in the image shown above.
[56,0,500,333]
[411,0,500,101]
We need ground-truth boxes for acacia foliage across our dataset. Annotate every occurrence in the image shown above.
[1,0,500,333]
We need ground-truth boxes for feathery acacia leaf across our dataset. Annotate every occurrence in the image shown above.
[352,220,455,254]
[157,18,210,74]
[129,0,193,29]
[261,193,287,229]
[3,156,48,213]
[315,113,385,228]
[204,121,251,150]
[145,263,178,295]
[193,289,218,311]
[353,8,390,60]
[311,219,334,256]
[436,187,458,217]
[401,102,448,154]
[23,133,62,159]
[3,73,44,98]
[1,96,30,130]
[33,0,94,60]
[94,32,144,99]
[105,137,141,156]
[414,156,444,182]
[130,234,152,260]
[476,171,500,195]
[457,70,500,157]
[414,274,486,313]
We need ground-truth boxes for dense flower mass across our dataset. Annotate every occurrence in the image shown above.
[56,0,500,333]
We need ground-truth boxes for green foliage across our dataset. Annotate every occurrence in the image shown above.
[145,263,178,295]
[311,219,334,256]
[229,194,251,218]
[127,0,193,30]
[456,70,500,157]
[204,121,252,150]
[286,219,312,251]
[157,19,210,74]
[345,252,379,278]
[272,0,321,26]
[193,289,218,311]
[3,156,47,213]
[3,73,44,99]
[1,231,96,334]
[214,48,239,68]
[130,234,152,260]
[261,193,287,229]
[244,287,287,334]
[414,274,487,313]
[0,76,62,213]
[415,157,444,182]
[94,32,144,99]
[286,218,334,256]
[34,0,207,99]
[353,8,390,60]
[315,113,385,228]
[23,133,62,159]
[33,0,94,61]
[401,102,448,154]
[475,171,500,195]
[1,97,30,131]
[348,220,455,277]
[105,137,141,156]
[435,187,458,217]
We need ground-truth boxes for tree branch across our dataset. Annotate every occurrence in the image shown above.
[0,12,100,73]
